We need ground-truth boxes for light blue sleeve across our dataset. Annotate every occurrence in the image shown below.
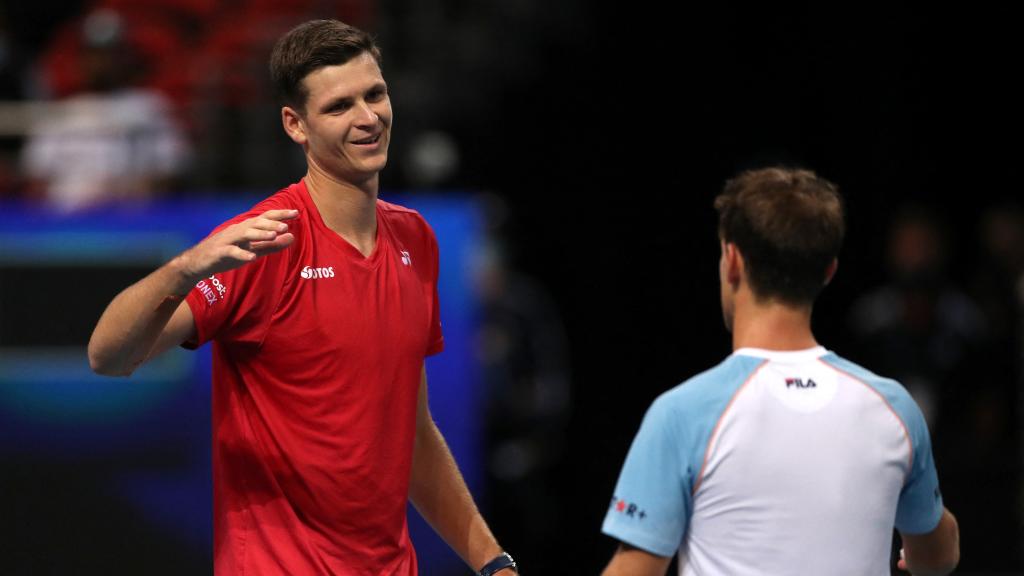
[893,397,944,534]
[600,356,762,556]
[823,354,944,534]
[601,395,692,557]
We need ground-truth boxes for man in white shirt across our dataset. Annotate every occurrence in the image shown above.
[601,167,960,576]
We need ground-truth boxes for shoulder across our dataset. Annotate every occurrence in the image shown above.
[821,352,910,402]
[213,184,305,235]
[379,199,430,225]
[821,352,927,435]
[647,354,767,434]
[257,183,304,212]
[662,354,767,407]
[378,199,437,244]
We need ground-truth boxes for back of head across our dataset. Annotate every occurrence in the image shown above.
[714,167,845,305]
[269,19,381,112]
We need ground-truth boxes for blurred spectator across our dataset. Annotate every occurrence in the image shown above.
[847,205,1019,572]
[20,9,190,212]
[472,193,571,568]
[971,202,1024,567]
[974,203,1024,358]
[847,206,987,428]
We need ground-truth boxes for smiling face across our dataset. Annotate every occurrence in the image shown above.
[281,52,392,184]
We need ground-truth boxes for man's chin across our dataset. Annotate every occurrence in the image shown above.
[333,159,388,183]
[356,155,388,175]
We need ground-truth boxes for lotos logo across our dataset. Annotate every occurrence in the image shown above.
[300,265,335,279]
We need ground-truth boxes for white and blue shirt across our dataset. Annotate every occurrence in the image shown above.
[602,347,944,575]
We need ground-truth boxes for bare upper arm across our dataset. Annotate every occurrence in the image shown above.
[602,543,671,576]
[416,364,430,428]
[146,299,197,361]
[899,508,960,576]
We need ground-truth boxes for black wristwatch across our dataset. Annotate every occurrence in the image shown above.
[478,552,517,576]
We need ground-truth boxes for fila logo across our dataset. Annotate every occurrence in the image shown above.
[195,275,227,306]
[400,250,412,266]
[300,265,335,279]
[785,377,817,389]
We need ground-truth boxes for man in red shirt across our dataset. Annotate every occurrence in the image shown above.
[88,19,517,576]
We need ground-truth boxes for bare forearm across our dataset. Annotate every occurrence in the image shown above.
[88,209,298,377]
[408,419,503,572]
[901,508,960,576]
[602,544,671,576]
[88,255,195,376]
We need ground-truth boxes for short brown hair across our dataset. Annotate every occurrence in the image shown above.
[714,167,845,304]
[269,19,382,112]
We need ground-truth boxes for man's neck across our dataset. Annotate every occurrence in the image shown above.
[304,166,379,257]
[731,292,819,352]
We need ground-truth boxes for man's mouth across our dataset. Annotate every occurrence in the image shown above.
[353,134,381,145]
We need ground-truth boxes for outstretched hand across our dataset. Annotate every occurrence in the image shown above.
[178,209,299,284]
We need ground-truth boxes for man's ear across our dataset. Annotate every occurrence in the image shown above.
[724,242,743,287]
[282,106,308,145]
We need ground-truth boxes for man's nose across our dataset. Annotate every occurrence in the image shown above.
[353,100,379,125]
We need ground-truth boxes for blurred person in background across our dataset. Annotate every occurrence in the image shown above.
[846,207,1017,571]
[20,9,190,212]
[88,19,516,576]
[847,207,988,430]
[966,203,1024,570]
[473,193,571,568]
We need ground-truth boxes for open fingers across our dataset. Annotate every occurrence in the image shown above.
[249,217,293,232]
[241,227,281,243]
[260,209,299,222]
[249,233,295,255]
[224,215,293,245]
[224,245,256,262]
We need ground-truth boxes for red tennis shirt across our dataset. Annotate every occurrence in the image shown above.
[184,179,444,575]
